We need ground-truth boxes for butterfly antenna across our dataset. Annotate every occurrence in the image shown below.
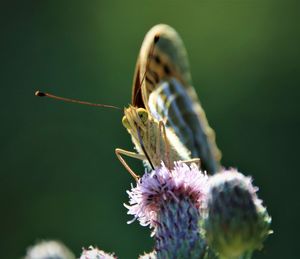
[35,90,121,110]
[133,35,160,105]
[136,125,155,170]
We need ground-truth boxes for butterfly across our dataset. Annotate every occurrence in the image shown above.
[115,24,221,181]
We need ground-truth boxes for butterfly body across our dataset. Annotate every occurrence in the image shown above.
[122,106,191,169]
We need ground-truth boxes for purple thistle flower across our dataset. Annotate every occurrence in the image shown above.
[125,162,208,258]
[125,162,208,229]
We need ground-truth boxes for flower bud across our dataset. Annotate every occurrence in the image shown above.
[138,251,157,259]
[80,246,116,259]
[203,170,272,258]
[24,240,75,259]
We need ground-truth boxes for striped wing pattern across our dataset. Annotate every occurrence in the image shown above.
[149,79,221,173]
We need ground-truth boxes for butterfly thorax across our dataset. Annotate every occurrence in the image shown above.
[122,106,191,169]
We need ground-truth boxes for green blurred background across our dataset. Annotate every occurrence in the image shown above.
[1,1,299,258]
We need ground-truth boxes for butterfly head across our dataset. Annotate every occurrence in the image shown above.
[122,106,149,132]
[122,106,157,169]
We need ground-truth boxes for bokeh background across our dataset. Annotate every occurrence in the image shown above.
[1,1,299,258]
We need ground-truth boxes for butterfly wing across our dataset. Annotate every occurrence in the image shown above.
[132,24,191,108]
[132,24,221,173]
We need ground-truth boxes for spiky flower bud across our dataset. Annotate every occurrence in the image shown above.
[24,240,75,259]
[80,246,116,259]
[138,251,157,259]
[125,162,208,258]
[203,170,272,258]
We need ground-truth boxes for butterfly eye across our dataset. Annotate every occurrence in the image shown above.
[122,116,130,129]
[137,108,148,123]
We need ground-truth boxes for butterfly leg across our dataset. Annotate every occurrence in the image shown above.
[158,120,171,169]
[115,148,145,181]
[182,158,201,168]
